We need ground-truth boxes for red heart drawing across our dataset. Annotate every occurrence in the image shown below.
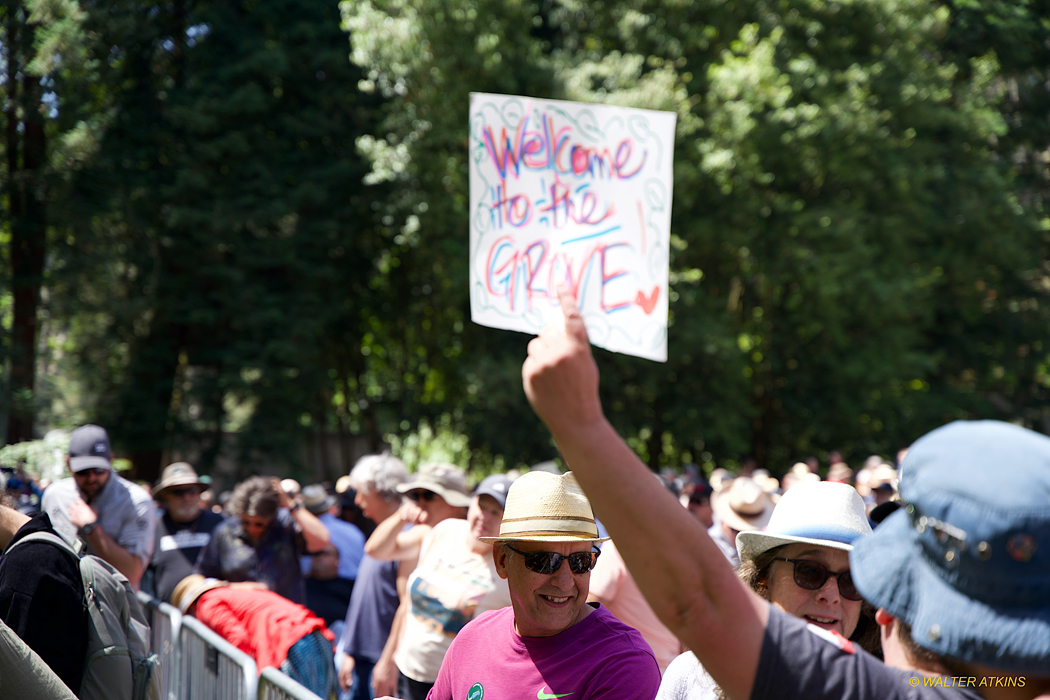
[635,286,660,315]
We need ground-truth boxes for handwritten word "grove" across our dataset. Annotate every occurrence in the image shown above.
[485,236,658,316]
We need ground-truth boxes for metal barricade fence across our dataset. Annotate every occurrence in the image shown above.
[138,589,321,700]
[179,615,259,700]
[136,591,183,700]
[257,667,325,700]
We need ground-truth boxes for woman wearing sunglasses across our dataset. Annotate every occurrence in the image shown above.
[658,481,878,700]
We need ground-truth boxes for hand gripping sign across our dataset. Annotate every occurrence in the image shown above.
[469,93,677,362]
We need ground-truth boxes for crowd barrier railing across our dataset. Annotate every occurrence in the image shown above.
[137,591,183,700]
[257,667,325,700]
[139,590,323,700]
[179,615,259,700]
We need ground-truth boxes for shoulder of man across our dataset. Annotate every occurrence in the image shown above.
[325,515,365,539]
[41,478,76,504]
[198,509,225,530]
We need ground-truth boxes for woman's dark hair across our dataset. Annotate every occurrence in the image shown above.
[228,476,280,520]
[737,544,882,659]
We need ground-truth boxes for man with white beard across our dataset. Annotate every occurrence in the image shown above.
[143,462,224,602]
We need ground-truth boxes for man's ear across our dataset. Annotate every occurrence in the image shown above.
[493,543,510,580]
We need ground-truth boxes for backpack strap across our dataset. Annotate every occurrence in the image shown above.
[6,530,79,559]
[9,531,100,612]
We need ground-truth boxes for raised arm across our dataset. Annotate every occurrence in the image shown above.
[273,478,330,553]
[364,504,429,562]
[522,287,768,700]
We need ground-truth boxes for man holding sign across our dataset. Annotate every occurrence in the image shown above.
[521,287,1050,700]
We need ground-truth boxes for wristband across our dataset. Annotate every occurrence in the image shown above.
[290,502,302,513]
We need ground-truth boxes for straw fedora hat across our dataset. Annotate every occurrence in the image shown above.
[736,481,871,563]
[478,471,609,543]
[170,574,228,613]
[712,477,776,532]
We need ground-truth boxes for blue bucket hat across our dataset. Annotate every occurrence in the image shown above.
[851,420,1050,672]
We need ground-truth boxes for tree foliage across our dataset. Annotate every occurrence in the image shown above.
[340,0,1050,472]
[2,0,1049,481]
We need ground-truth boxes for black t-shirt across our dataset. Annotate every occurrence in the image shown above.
[753,607,985,700]
[143,509,224,603]
[0,512,88,694]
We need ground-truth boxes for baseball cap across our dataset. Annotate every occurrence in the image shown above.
[68,425,112,472]
[473,474,514,510]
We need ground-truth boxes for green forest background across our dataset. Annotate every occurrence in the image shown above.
[2,0,1049,484]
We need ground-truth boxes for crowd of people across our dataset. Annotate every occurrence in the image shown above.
[0,292,1047,700]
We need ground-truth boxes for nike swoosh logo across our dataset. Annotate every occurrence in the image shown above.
[538,689,573,699]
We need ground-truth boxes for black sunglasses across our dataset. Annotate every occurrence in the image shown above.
[169,486,201,498]
[772,558,862,601]
[504,544,600,575]
[406,490,437,503]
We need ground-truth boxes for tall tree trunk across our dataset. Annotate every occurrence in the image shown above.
[5,5,46,445]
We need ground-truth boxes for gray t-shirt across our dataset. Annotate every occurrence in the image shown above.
[753,607,984,700]
[42,473,156,568]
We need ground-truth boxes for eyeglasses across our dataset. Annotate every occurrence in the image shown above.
[76,468,108,477]
[772,558,862,601]
[169,486,201,498]
[504,544,601,575]
[406,490,437,503]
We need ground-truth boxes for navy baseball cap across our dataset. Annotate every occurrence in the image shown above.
[68,424,112,472]
[473,474,514,510]
[851,420,1050,672]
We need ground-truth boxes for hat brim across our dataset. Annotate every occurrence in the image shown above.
[396,480,471,508]
[155,476,206,493]
[478,533,610,544]
[473,487,508,511]
[70,456,112,472]
[712,492,774,533]
[851,508,1050,673]
[736,532,853,565]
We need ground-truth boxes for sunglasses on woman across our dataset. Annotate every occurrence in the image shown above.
[504,544,601,575]
[772,557,863,601]
[406,490,437,502]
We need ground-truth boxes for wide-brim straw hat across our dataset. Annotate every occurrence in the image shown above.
[712,477,776,532]
[154,462,206,495]
[170,574,228,613]
[396,461,471,507]
[736,481,872,563]
[478,471,609,543]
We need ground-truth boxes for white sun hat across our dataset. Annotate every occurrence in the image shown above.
[478,471,608,543]
[736,481,871,563]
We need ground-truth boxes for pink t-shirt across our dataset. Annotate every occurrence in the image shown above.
[428,604,660,700]
[588,541,684,673]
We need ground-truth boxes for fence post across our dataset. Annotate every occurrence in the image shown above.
[179,615,259,700]
[257,666,325,700]
[136,591,183,700]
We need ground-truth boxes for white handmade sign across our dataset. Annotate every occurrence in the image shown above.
[468,93,676,362]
